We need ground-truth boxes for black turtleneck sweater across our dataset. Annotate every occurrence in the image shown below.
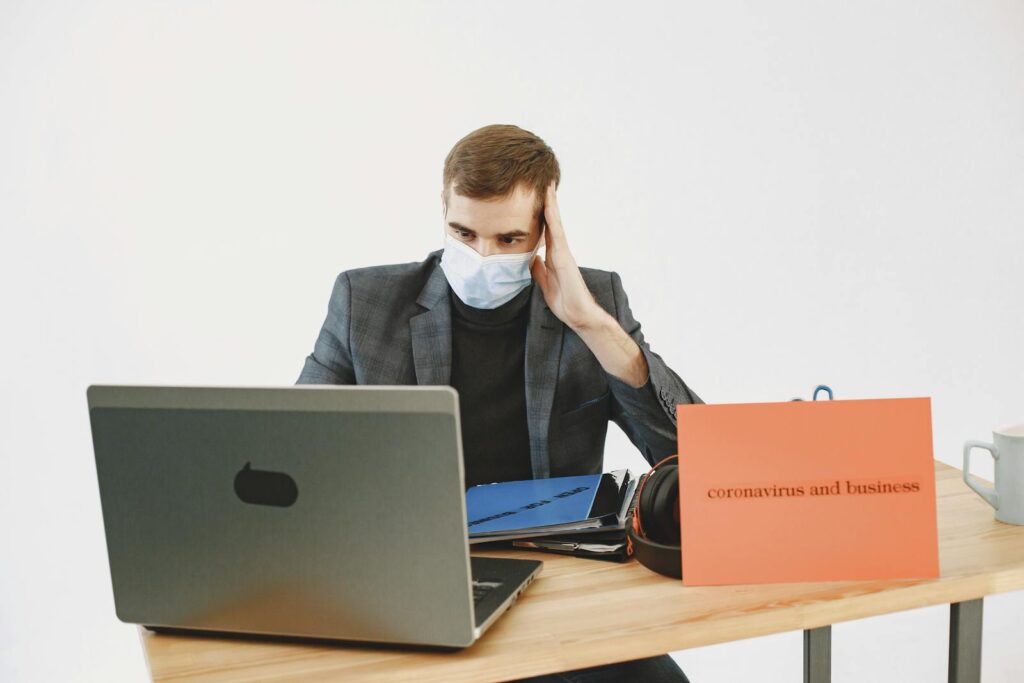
[449,283,534,489]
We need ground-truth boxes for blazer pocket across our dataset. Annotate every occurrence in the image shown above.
[558,390,610,424]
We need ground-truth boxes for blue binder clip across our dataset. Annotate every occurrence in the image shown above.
[791,384,834,401]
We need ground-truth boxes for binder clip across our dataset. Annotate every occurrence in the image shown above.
[791,384,834,402]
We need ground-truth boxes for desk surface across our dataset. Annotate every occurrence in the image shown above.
[140,461,1024,682]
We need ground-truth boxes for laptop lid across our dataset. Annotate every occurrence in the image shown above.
[87,385,478,647]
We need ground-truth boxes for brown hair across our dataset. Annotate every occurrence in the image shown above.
[442,124,560,215]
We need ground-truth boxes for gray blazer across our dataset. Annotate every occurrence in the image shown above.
[297,249,702,478]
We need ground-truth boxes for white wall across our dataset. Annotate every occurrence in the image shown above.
[2,1,1022,680]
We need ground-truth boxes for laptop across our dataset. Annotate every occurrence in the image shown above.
[86,384,542,648]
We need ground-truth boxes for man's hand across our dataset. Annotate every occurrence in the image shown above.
[530,182,651,388]
[530,182,606,331]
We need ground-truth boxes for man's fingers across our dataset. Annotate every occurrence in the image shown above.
[544,182,569,248]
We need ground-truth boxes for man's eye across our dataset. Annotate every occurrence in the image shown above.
[457,231,473,239]
[500,237,521,245]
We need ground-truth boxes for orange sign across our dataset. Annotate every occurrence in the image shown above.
[676,398,939,585]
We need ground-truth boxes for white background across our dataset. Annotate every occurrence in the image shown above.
[2,1,1022,680]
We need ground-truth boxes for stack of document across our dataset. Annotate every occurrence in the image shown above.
[509,527,634,562]
[465,470,638,560]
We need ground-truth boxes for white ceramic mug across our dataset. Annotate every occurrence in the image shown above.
[963,423,1024,525]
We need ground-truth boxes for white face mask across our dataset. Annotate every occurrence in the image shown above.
[439,233,541,309]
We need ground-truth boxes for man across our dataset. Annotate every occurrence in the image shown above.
[298,124,699,682]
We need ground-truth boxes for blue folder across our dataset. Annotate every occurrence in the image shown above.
[465,470,635,543]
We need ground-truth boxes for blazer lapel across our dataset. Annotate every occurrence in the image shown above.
[524,285,563,479]
[410,263,452,386]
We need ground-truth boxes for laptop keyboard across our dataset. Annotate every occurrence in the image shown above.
[472,579,503,604]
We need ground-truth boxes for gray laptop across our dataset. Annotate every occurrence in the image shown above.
[86,384,542,648]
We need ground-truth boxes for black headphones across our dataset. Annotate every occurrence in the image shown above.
[627,385,835,579]
[626,454,682,579]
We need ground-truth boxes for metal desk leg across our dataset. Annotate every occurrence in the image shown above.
[949,598,983,683]
[803,625,831,683]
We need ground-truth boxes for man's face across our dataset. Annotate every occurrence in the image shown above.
[441,182,544,257]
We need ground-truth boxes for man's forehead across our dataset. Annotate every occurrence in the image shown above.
[447,181,537,207]
[445,183,540,232]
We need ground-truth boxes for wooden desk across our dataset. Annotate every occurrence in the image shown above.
[140,461,1024,682]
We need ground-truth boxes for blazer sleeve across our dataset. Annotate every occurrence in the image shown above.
[605,271,703,466]
[296,272,357,385]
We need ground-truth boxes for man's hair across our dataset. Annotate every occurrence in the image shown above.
[442,124,560,216]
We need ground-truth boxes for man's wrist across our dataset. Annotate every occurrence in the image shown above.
[568,303,615,335]
[573,308,650,388]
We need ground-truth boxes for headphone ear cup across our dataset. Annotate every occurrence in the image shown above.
[637,469,663,530]
[639,464,680,546]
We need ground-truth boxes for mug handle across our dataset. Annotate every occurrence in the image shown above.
[963,440,1000,510]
